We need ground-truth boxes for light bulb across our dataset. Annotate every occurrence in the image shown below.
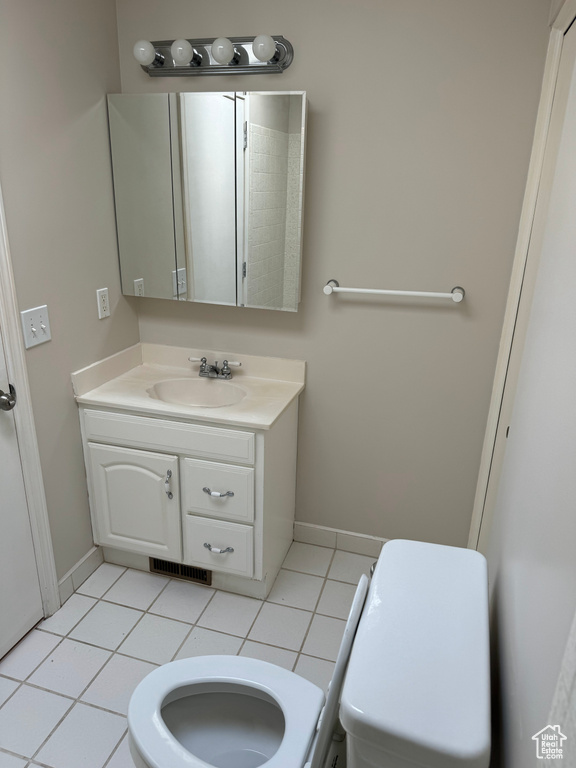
[252,34,277,62]
[212,37,235,64]
[171,39,193,65]
[133,40,158,66]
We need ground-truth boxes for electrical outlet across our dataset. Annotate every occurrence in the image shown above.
[96,288,110,319]
[20,305,52,349]
[134,278,144,297]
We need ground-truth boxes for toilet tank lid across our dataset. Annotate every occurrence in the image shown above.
[340,540,491,768]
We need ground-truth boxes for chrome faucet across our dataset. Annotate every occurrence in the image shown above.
[188,356,242,380]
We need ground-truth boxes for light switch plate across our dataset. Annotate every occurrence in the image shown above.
[21,305,52,349]
[172,267,187,299]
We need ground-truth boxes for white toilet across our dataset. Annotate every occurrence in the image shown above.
[128,539,491,768]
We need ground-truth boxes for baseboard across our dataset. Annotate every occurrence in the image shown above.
[94,527,387,603]
[57,546,104,604]
[102,547,273,599]
[293,522,388,557]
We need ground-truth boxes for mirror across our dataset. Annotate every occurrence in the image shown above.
[107,91,306,311]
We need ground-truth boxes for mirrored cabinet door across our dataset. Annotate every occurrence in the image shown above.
[107,91,306,311]
[241,93,305,311]
[108,94,182,300]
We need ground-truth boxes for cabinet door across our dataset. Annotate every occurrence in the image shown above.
[87,442,181,560]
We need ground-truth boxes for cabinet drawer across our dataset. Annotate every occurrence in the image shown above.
[183,516,253,577]
[182,458,254,523]
[83,409,254,464]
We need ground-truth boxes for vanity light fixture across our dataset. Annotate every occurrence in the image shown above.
[133,35,293,76]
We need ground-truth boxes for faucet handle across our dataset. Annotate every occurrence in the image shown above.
[189,356,209,375]
[220,360,241,378]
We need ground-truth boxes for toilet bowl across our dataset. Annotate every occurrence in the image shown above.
[128,656,325,768]
[129,540,492,768]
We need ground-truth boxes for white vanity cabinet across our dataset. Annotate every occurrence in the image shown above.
[78,401,298,595]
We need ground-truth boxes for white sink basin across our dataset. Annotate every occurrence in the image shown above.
[148,378,247,408]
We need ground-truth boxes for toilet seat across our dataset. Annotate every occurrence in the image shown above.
[128,655,325,768]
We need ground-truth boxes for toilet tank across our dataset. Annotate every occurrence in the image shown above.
[340,540,490,768]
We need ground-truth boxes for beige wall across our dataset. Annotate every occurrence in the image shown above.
[117,0,550,545]
[0,0,140,578]
[0,0,550,581]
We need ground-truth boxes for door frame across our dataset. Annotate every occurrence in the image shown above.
[468,0,576,550]
[0,180,59,616]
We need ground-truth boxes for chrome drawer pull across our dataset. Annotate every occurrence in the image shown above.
[204,542,234,555]
[203,487,234,498]
[165,470,173,499]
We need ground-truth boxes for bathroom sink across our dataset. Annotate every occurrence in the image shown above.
[148,378,246,408]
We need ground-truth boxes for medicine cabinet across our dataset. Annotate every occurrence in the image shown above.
[107,91,306,311]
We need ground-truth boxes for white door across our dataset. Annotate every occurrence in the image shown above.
[0,323,43,657]
[480,18,576,765]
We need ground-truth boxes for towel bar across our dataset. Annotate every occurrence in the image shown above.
[323,280,465,303]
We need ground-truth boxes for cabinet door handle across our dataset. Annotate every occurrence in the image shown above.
[202,487,234,499]
[165,470,173,499]
[204,542,234,555]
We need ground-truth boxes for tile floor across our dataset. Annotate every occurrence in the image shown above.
[0,543,376,768]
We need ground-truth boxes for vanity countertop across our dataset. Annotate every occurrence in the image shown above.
[71,343,305,430]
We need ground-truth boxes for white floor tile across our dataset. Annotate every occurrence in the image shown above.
[294,655,335,693]
[197,592,262,637]
[248,603,312,651]
[81,654,157,715]
[175,628,243,659]
[35,702,126,768]
[149,580,214,624]
[76,563,126,598]
[266,570,324,611]
[327,551,375,584]
[37,594,97,636]
[0,631,61,681]
[0,684,72,757]
[239,641,297,671]
[28,639,110,699]
[118,614,190,664]
[0,553,366,762]
[0,752,28,767]
[105,734,136,768]
[281,542,333,577]
[102,569,168,610]
[69,602,143,651]
[0,677,19,706]
[302,615,346,662]
[316,580,357,620]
